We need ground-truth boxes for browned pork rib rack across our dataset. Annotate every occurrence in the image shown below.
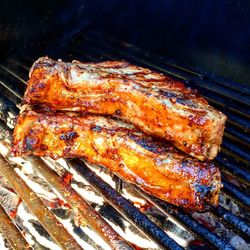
[0,31,249,250]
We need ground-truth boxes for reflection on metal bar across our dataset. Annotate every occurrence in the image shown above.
[0,64,27,85]
[0,154,82,250]
[0,204,32,250]
[222,138,250,162]
[212,205,250,242]
[216,154,250,184]
[68,159,184,250]
[133,187,234,250]
[222,180,250,210]
[27,156,134,250]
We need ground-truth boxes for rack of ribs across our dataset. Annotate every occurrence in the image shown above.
[12,110,221,211]
[23,57,227,160]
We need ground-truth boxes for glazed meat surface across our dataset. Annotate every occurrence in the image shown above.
[23,57,227,161]
[12,110,221,211]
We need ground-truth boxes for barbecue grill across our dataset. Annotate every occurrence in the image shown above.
[0,4,249,249]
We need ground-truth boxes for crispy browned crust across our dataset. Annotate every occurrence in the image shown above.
[12,110,221,211]
[23,57,227,161]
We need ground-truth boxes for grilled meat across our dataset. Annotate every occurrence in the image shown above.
[23,57,227,161]
[12,110,221,211]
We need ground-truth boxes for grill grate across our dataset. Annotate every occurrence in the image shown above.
[0,202,31,250]
[0,30,249,249]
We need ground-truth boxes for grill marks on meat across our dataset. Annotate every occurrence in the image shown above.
[12,110,221,211]
[24,57,227,160]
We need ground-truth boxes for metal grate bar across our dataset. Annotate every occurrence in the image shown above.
[224,129,250,149]
[0,154,83,250]
[220,148,248,166]
[0,95,19,131]
[222,180,250,209]
[222,138,250,162]
[26,156,134,250]
[3,57,30,78]
[216,155,250,187]
[0,82,22,108]
[133,187,234,250]
[0,67,25,97]
[137,186,250,241]
[0,64,27,85]
[0,204,32,250]
[68,159,184,250]
[212,205,250,241]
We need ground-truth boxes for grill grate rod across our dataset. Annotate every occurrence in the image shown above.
[222,138,250,162]
[222,180,250,210]
[26,155,134,250]
[68,159,184,250]
[224,129,250,148]
[215,154,250,187]
[133,187,235,250]
[0,204,32,250]
[134,187,250,243]
[0,154,83,250]
[212,205,250,241]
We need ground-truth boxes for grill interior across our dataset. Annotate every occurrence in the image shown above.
[0,30,249,250]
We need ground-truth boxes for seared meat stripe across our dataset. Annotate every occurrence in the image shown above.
[12,110,221,211]
[23,57,227,160]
